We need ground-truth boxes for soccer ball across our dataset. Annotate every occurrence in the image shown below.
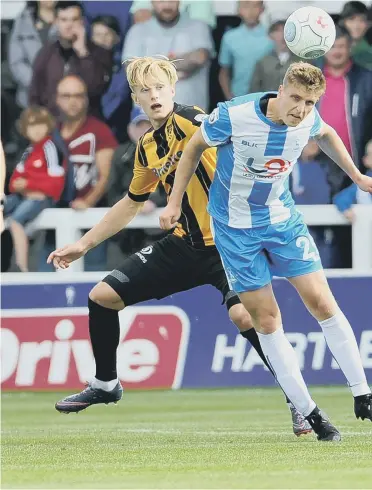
[284,7,336,59]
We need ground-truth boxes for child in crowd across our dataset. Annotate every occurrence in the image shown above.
[4,106,65,271]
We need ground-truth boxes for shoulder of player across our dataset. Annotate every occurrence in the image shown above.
[135,128,155,167]
[173,103,206,127]
[226,93,265,109]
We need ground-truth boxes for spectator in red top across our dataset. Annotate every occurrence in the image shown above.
[57,74,117,209]
[4,106,65,271]
[29,1,112,118]
[39,74,117,271]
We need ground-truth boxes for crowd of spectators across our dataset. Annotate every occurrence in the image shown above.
[1,0,371,272]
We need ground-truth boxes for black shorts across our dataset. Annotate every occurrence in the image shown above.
[103,234,240,310]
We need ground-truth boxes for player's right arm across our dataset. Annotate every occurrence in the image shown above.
[48,144,159,269]
[160,104,232,230]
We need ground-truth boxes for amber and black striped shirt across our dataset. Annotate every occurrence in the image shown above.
[128,103,217,248]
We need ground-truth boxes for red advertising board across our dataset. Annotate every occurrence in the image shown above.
[1,307,190,390]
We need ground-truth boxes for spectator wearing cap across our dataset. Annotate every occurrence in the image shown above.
[8,1,58,109]
[339,1,372,70]
[90,15,131,142]
[107,105,167,257]
[122,1,214,111]
[249,20,298,93]
[29,1,112,119]
[219,1,273,100]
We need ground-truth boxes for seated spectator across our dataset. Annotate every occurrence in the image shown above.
[39,74,118,271]
[90,15,131,142]
[29,0,112,118]
[130,0,217,28]
[122,0,214,111]
[339,1,372,70]
[249,20,298,93]
[108,106,167,256]
[4,106,65,272]
[333,139,372,221]
[218,1,273,99]
[8,1,57,109]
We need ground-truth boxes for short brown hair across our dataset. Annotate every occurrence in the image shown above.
[283,62,326,96]
[18,106,55,139]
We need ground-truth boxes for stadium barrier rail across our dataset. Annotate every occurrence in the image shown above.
[10,204,372,272]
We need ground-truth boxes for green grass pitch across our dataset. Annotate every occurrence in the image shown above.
[2,387,372,489]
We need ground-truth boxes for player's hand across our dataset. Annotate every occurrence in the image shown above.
[343,208,355,222]
[159,203,181,230]
[355,174,372,194]
[47,242,87,270]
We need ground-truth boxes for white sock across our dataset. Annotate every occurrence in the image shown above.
[257,328,316,417]
[91,377,118,392]
[319,312,371,397]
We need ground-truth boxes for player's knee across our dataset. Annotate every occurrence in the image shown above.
[306,291,336,321]
[228,304,254,332]
[89,282,124,311]
[250,308,280,334]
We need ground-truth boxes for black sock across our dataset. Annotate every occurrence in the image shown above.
[240,329,291,404]
[88,298,120,382]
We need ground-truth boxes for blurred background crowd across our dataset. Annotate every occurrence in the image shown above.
[1,0,372,272]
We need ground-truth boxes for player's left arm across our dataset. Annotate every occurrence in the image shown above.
[315,123,372,194]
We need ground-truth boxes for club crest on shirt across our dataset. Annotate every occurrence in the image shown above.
[208,108,219,124]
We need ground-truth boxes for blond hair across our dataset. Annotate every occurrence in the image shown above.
[124,56,178,92]
[283,62,326,96]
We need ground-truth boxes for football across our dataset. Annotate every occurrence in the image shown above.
[284,6,336,59]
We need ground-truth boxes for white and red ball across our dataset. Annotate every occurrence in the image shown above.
[284,7,336,59]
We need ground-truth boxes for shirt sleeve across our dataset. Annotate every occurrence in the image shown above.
[128,145,159,202]
[218,33,232,67]
[310,107,324,138]
[200,102,232,147]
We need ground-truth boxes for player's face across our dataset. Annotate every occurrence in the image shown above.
[324,36,351,68]
[56,7,83,42]
[133,77,175,126]
[56,78,88,121]
[278,84,319,126]
[26,123,49,143]
[238,1,264,27]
